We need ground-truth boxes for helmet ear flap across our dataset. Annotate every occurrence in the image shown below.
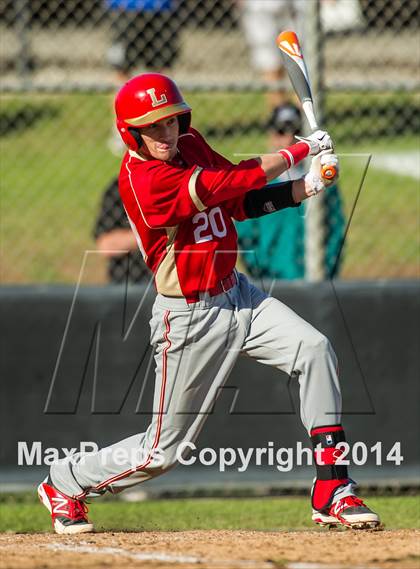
[178,113,191,134]
[116,119,141,150]
[127,127,143,150]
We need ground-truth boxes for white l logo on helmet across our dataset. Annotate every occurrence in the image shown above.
[146,88,168,107]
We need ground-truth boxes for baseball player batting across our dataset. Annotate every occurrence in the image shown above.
[38,73,380,533]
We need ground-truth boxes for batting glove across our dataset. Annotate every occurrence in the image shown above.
[304,151,339,197]
[296,130,334,156]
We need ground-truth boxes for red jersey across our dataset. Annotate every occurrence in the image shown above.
[118,127,266,299]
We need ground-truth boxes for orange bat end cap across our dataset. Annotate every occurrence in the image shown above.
[276,30,302,58]
[276,30,299,48]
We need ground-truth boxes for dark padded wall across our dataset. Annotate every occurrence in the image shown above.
[1,282,419,475]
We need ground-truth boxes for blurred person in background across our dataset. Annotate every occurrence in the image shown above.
[238,0,305,108]
[236,103,345,280]
[321,0,363,33]
[106,0,181,155]
[106,0,180,83]
[94,177,151,283]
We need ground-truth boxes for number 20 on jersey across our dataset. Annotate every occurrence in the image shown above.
[192,207,227,244]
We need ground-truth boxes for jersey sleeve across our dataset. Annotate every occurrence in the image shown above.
[190,131,247,222]
[194,159,267,209]
[190,129,267,211]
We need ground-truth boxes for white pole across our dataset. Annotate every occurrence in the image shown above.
[303,0,326,282]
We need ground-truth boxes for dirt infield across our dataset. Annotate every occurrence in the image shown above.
[0,530,419,569]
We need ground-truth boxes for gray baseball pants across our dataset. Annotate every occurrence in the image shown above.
[50,273,342,499]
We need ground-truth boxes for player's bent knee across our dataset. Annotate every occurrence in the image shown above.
[304,331,331,353]
[303,332,338,363]
[155,447,180,473]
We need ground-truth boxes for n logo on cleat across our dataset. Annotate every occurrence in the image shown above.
[52,496,68,515]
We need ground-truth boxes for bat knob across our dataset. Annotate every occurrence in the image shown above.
[321,164,337,180]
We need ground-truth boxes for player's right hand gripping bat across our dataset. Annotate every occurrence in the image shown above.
[276,30,337,181]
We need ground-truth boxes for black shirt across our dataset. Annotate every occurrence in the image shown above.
[93,178,150,284]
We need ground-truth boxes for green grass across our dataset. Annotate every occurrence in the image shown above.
[0,91,419,282]
[333,153,419,278]
[0,496,419,533]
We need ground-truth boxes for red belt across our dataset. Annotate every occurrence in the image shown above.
[186,271,237,303]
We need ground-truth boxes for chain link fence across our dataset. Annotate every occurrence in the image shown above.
[0,0,419,283]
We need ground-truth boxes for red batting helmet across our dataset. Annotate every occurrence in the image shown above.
[115,73,192,151]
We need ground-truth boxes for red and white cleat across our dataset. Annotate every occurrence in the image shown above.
[38,478,94,534]
[312,495,381,530]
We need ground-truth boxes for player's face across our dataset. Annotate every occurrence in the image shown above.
[140,116,179,161]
